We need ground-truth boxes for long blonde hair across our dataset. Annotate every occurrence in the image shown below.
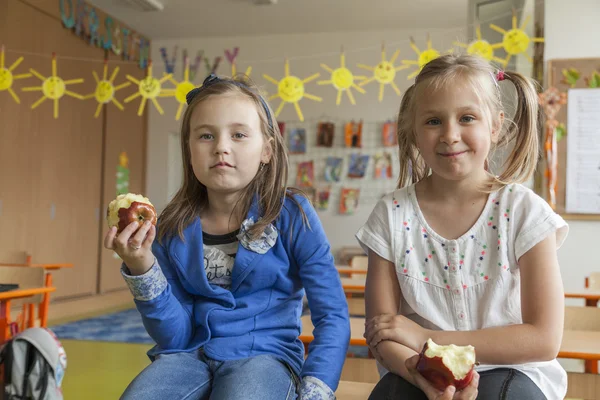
[397,54,540,190]
[158,74,306,242]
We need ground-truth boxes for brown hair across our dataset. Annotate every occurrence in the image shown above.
[396,54,540,190]
[157,74,306,243]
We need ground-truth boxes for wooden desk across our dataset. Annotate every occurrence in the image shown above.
[0,262,73,271]
[337,267,368,275]
[0,286,56,343]
[564,289,600,307]
[299,317,600,373]
[341,277,366,292]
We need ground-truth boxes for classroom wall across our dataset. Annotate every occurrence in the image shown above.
[545,0,600,293]
[147,28,469,252]
[0,0,147,305]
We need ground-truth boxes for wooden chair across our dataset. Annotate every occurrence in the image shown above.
[564,306,600,375]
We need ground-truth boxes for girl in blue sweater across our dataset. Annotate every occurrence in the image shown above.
[105,73,350,400]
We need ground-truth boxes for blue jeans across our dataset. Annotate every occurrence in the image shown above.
[121,349,299,400]
[368,368,546,399]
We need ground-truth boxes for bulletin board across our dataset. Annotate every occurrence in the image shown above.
[541,57,600,220]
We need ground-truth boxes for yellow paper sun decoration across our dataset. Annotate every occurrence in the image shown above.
[22,53,84,119]
[489,12,544,67]
[454,25,505,63]
[0,45,32,104]
[125,61,173,116]
[318,49,367,106]
[84,61,131,118]
[159,59,197,121]
[358,45,408,102]
[402,35,449,80]
[263,59,322,122]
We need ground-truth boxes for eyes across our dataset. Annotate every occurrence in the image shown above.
[425,115,476,125]
[196,132,248,140]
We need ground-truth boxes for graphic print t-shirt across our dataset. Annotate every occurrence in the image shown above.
[203,230,239,290]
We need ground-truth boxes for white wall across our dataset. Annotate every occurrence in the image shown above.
[145,0,600,294]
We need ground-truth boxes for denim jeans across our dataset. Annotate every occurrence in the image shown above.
[121,349,299,400]
[368,368,546,400]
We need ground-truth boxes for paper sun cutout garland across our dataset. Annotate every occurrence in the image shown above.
[159,58,196,121]
[0,46,32,104]
[263,59,322,122]
[357,45,407,102]
[454,25,504,63]
[402,36,447,80]
[489,13,544,67]
[84,61,131,118]
[318,49,366,106]
[125,62,173,117]
[22,53,84,119]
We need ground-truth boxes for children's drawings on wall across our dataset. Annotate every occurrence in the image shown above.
[374,152,392,179]
[382,120,397,147]
[315,187,331,211]
[348,154,370,178]
[289,128,306,154]
[317,122,335,147]
[344,120,363,148]
[296,161,314,187]
[340,188,360,215]
[324,157,343,182]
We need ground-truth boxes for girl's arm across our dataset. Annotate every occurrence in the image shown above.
[428,234,564,364]
[291,197,350,395]
[122,239,195,350]
[366,250,418,385]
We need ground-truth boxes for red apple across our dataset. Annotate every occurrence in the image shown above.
[107,193,157,234]
[416,338,476,391]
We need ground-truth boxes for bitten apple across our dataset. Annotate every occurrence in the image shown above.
[107,193,157,234]
[416,338,476,391]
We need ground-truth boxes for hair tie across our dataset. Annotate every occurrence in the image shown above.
[185,74,274,130]
[496,70,505,82]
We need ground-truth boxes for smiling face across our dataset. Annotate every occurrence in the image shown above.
[332,67,354,89]
[0,68,13,91]
[42,77,66,99]
[375,61,395,83]
[139,77,161,98]
[278,76,304,103]
[467,40,494,61]
[503,29,529,55]
[95,80,115,103]
[414,78,500,183]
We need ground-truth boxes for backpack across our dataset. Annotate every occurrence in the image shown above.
[0,328,67,400]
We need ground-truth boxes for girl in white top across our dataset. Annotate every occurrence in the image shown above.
[356,54,568,400]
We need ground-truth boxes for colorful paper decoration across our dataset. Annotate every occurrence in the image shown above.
[324,157,343,183]
[263,59,322,122]
[318,50,366,105]
[183,49,203,82]
[489,12,544,67]
[22,53,84,119]
[348,154,370,178]
[159,46,177,74]
[454,25,503,63]
[561,68,581,88]
[374,152,393,179]
[344,120,363,148]
[402,35,445,80]
[538,87,567,210]
[124,61,172,116]
[317,122,335,147]
[205,56,221,75]
[116,152,130,195]
[84,60,131,118]
[159,57,196,121]
[586,71,600,88]
[315,187,331,211]
[296,161,314,187]
[358,45,408,102]
[288,128,307,154]
[382,120,397,147]
[225,47,252,77]
[0,45,32,104]
[339,188,360,215]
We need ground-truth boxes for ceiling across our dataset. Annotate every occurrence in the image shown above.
[88,0,469,39]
